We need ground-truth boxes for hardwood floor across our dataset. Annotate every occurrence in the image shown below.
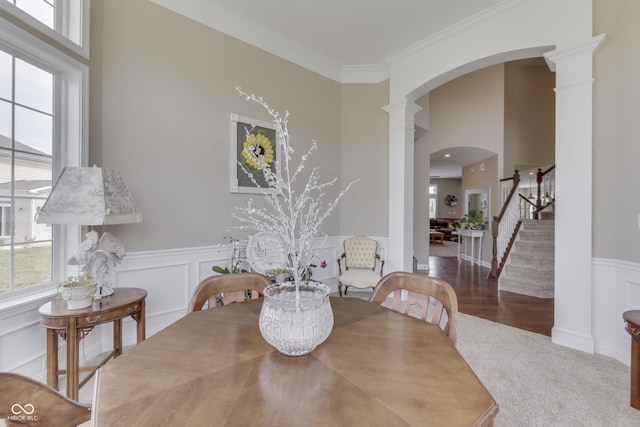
[422,256,554,336]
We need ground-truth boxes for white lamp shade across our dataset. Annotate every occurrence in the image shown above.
[37,166,142,225]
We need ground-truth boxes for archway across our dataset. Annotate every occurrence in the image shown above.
[383,3,603,352]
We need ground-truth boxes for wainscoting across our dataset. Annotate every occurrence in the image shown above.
[0,236,387,381]
[1,244,635,384]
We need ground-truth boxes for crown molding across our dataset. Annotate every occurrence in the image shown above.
[150,0,345,82]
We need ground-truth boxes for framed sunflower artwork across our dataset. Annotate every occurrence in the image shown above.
[229,113,278,193]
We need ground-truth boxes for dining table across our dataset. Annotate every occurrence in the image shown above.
[94,296,498,426]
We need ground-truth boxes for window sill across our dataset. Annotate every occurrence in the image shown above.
[0,287,58,320]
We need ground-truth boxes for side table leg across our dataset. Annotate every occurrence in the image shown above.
[66,317,79,400]
[137,300,146,343]
[113,319,122,357]
[46,328,59,390]
[632,337,640,409]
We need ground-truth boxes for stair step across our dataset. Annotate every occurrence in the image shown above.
[500,276,554,298]
[520,220,554,230]
[509,252,554,266]
[518,230,554,242]
[514,240,555,253]
[504,264,554,281]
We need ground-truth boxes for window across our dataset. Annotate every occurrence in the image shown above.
[0,8,87,299]
[429,184,437,219]
[0,0,88,58]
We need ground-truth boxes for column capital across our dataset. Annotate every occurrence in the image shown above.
[544,34,606,72]
[383,99,422,116]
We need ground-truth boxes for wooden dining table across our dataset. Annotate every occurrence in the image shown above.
[95,297,498,426]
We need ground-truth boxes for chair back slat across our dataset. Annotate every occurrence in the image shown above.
[370,272,459,346]
[188,273,271,313]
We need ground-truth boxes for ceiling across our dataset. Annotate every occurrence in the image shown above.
[430,147,496,179]
[151,0,507,83]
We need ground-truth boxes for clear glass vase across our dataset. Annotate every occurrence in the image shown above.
[259,282,334,356]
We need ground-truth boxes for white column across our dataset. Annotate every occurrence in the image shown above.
[544,34,605,353]
[383,100,422,272]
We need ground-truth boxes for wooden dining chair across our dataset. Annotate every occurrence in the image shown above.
[187,272,271,313]
[0,372,92,427]
[370,271,459,345]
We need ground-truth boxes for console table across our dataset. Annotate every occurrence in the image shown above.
[39,287,147,400]
[624,310,640,409]
[457,229,485,266]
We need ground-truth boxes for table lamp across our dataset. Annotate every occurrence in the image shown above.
[37,166,142,298]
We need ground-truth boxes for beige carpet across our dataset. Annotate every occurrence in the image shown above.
[59,293,640,426]
[428,240,459,257]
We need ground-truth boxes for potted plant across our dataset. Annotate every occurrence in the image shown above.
[458,209,486,230]
[233,87,356,356]
[58,274,97,310]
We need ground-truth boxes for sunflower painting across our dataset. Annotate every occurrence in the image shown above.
[242,132,274,170]
[230,113,278,193]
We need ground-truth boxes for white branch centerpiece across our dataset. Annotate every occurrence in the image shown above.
[233,87,357,355]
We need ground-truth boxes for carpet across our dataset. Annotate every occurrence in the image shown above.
[429,240,458,257]
[66,297,640,427]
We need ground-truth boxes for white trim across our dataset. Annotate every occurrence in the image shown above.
[0,0,90,59]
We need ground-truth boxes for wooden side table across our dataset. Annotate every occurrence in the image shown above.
[39,287,147,400]
[623,310,640,409]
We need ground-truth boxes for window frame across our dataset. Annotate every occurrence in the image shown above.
[0,13,88,304]
[429,184,438,219]
[0,0,90,59]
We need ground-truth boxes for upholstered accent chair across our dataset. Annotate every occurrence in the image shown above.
[187,273,271,313]
[337,236,384,297]
[370,271,459,345]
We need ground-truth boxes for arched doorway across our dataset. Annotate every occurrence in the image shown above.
[382,2,604,353]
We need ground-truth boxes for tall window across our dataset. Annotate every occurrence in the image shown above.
[0,3,88,299]
[0,50,54,293]
[429,184,437,219]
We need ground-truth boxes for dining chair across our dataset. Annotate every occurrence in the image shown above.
[337,236,384,297]
[0,372,92,427]
[370,271,459,345]
[187,272,271,313]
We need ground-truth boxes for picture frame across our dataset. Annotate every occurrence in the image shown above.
[229,113,278,194]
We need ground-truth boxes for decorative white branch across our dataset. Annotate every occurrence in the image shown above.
[233,87,358,289]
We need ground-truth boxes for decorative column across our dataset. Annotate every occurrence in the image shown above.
[543,34,606,353]
[383,100,422,272]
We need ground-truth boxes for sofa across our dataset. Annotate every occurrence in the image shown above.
[429,218,459,241]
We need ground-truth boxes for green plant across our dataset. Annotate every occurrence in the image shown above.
[265,268,292,276]
[60,274,94,289]
[212,265,249,275]
[458,210,486,230]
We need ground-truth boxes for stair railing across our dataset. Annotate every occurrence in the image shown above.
[534,165,555,218]
[490,171,521,279]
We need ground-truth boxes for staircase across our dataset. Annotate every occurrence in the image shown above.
[499,219,554,298]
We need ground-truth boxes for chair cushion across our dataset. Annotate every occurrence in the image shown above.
[340,268,381,289]
[344,237,378,269]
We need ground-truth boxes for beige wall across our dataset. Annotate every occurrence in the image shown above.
[593,0,640,262]
[338,83,389,237]
[504,62,555,174]
[90,0,390,252]
[431,179,462,219]
[414,64,504,263]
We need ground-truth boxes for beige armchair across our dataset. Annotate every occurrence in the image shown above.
[337,236,384,296]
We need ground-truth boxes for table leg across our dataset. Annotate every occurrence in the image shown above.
[113,319,122,357]
[46,328,58,390]
[632,337,640,409]
[66,317,79,400]
[137,300,146,343]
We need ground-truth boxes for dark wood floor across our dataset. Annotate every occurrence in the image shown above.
[423,256,554,336]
